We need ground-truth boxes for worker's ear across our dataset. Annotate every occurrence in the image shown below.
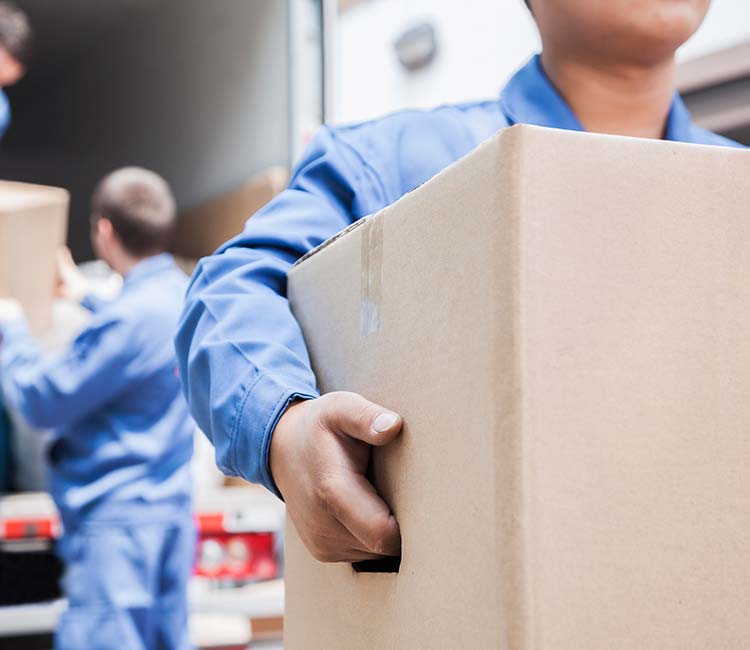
[97,217,114,240]
[0,47,24,86]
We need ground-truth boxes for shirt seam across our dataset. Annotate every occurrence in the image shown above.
[329,127,390,212]
[229,368,266,476]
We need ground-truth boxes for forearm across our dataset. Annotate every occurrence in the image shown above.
[1,308,137,430]
[175,125,387,494]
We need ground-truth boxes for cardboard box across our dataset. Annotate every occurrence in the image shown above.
[0,181,69,334]
[285,125,750,649]
[172,166,288,259]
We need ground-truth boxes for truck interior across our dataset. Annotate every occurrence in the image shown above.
[0,0,292,260]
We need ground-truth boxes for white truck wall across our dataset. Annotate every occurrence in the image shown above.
[332,0,749,125]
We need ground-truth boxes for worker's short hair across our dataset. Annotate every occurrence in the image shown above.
[91,167,177,258]
[0,2,31,66]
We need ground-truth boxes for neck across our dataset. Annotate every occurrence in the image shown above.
[111,252,149,278]
[540,49,676,139]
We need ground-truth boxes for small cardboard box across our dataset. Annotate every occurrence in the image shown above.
[0,181,69,334]
[172,166,288,259]
[285,125,750,649]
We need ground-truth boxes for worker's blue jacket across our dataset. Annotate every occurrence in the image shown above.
[0,253,194,529]
[175,54,744,495]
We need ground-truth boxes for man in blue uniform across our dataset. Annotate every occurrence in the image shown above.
[0,1,31,140]
[0,168,195,649]
[176,0,745,565]
[0,2,31,490]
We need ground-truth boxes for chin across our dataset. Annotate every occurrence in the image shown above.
[602,1,708,63]
[639,1,707,44]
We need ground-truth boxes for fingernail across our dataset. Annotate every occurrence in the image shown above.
[372,412,399,433]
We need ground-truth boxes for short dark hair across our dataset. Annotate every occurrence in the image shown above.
[91,167,177,257]
[0,2,31,66]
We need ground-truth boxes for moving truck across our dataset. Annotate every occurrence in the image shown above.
[0,1,326,647]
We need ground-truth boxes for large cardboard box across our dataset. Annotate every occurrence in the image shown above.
[285,125,750,649]
[0,181,69,334]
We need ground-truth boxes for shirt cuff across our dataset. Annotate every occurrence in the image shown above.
[231,371,317,498]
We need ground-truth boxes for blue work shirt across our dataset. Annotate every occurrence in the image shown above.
[176,54,744,495]
[0,89,10,140]
[1,254,194,529]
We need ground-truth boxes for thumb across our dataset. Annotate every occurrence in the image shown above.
[320,391,402,446]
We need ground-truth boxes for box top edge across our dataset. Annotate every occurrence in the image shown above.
[288,123,746,271]
[517,122,748,153]
[291,215,370,271]
[290,126,525,271]
[0,180,70,200]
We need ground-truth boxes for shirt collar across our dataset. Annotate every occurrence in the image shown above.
[500,54,585,132]
[500,54,698,143]
[123,252,175,287]
[662,93,695,143]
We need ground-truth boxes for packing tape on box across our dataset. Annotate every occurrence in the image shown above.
[360,215,383,336]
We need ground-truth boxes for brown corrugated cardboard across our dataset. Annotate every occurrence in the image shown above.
[285,125,750,649]
[0,181,69,334]
[172,166,288,259]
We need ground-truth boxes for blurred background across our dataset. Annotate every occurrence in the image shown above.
[0,1,747,648]
[0,0,747,261]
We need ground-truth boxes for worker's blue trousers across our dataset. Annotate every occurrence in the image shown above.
[54,517,195,650]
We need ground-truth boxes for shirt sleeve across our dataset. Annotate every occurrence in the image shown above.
[175,126,387,494]
[0,312,140,430]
